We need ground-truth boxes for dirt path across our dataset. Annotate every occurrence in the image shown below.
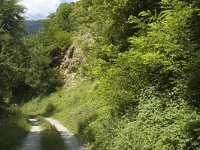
[20,118,41,150]
[45,118,83,150]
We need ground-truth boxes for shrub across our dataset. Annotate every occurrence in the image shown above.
[95,88,200,150]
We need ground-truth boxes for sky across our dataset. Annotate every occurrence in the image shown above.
[19,0,78,20]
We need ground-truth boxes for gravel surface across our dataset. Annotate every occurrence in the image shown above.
[20,119,41,150]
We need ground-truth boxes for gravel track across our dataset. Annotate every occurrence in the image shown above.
[20,119,41,150]
[20,117,82,150]
[45,118,83,150]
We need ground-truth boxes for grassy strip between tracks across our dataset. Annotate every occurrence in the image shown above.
[39,117,67,150]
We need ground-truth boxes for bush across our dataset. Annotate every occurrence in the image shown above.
[95,88,200,150]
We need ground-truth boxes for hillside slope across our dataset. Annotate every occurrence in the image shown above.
[24,20,43,35]
[20,0,200,150]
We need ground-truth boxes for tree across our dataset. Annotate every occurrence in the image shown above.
[101,0,198,113]
[0,0,24,37]
[24,36,64,95]
[0,0,28,104]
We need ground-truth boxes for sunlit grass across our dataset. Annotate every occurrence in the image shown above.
[21,82,109,148]
[21,82,98,133]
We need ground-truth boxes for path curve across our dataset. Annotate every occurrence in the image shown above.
[20,118,41,150]
[45,117,83,150]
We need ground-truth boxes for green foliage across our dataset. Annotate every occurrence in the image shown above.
[0,0,30,103]
[22,10,73,92]
[0,0,24,37]
[23,30,65,96]
[21,83,200,150]
[99,0,198,115]
[0,107,30,150]
[25,51,64,94]
[39,3,73,63]
[6,0,200,149]
[0,0,67,104]
[95,88,200,150]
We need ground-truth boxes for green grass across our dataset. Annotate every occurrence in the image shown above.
[0,107,30,150]
[22,81,112,148]
[21,82,104,132]
[21,82,112,148]
[39,118,66,150]
[20,82,200,150]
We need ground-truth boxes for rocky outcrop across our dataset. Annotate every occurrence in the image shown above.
[60,32,95,87]
[60,44,85,87]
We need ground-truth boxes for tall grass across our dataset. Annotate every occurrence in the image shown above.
[21,82,104,133]
[0,107,30,150]
[21,82,109,148]
[39,118,66,150]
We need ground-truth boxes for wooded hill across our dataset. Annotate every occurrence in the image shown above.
[0,0,200,149]
[24,20,42,35]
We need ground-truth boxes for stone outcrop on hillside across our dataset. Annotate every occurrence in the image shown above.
[60,44,85,87]
[60,32,95,87]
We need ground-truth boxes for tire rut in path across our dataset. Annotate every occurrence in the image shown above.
[45,117,83,150]
[20,118,41,150]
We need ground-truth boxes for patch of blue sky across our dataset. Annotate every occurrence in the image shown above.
[19,0,78,20]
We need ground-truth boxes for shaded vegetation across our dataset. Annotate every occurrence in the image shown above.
[0,0,65,104]
[0,107,30,150]
[39,118,66,150]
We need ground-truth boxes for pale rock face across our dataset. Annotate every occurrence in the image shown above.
[60,32,95,87]
[60,44,85,87]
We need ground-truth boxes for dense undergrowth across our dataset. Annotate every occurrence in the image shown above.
[21,82,200,150]
[0,107,30,150]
